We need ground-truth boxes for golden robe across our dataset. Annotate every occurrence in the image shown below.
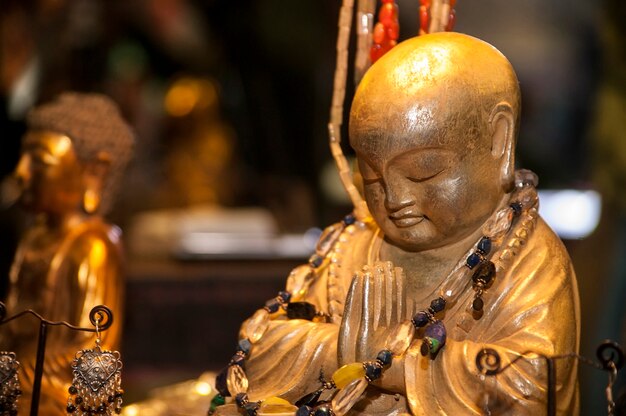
[219,208,579,415]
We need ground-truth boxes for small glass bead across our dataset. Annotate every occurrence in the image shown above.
[477,237,492,255]
[421,321,447,357]
[316,224,343,257]
[376,350,393,367]
[466,253,482,269]
[243,401,260,416]
[332,362,366,389]
[483,208,514,239]
[286,265,315,302]
[438,268,468,303]
[227,365,249,395]
[412,311,429,328]
[331,377,368,416]
[241,309,270,344]
[430,297,446,313]
[385,321,416,355]
[230,353,245,367]
[517,186,538,207]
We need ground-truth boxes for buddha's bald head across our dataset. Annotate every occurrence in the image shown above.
[349,33,521,251]
[350,32,520,158]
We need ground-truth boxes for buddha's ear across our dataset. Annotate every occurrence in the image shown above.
[83,151,111,214]
[489,102,515,193]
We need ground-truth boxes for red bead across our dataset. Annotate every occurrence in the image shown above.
[373,22,386,44]
[387,21,399,40]
[370,43,384,63]
[420,0,431,7]
[449,0,457,7]
[445,10,456,31]
[419,6,429,33]
[379,3,397,26]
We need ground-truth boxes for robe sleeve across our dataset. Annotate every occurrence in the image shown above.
[405,218,580,415]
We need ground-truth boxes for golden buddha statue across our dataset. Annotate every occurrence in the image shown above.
[212,32,580,415]
[0,93,133,414]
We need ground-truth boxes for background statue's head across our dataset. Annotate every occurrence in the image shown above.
[349,32,521,252]
[17,93,134,216]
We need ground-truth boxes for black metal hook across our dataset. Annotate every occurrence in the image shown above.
[597,340,624,371]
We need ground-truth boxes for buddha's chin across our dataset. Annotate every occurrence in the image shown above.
[381,220,441,253]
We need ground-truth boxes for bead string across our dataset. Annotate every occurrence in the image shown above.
[209,171,539,416]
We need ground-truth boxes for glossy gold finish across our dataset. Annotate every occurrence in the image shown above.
[209,33,581,415]
[1,130,124,414]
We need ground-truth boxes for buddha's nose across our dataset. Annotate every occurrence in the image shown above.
[383,180,415,213]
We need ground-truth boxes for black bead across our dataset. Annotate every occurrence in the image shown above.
[230,353,245,367]
[67,404,76,413]
[466,253,482,269]
[412,311,429,328]
[430,297,446,313]
[235,392,249,407]
[472,297,484,311]
[309,254,324,268]
[343,213,356,225]
[265,298,281,313]
[97,404,106,413]
[75,396,83,405]
[376,349,393,367]
[287,302,317,320]
[510,202,523,217]
[313,405,332,416]
[237,339,252,355]
[472,260,496,287]
[364,362,382,381]
[278,291,292,303]
[243,402,260,416]
[295,389,323,407]
[296,405,313,416]
[69,386,78,395]
[477,237,492,255]
[420,339,431,357]
[108,395,114,403]
[215,367,230,397]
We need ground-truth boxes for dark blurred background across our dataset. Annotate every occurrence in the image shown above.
[1,0,625,412]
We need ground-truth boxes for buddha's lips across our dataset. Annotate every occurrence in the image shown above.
[388,212,425,228]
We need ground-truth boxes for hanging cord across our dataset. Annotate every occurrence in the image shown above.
[328,0,371,222]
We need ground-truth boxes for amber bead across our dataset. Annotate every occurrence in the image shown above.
[419,6,429,32]
[332,362,366,389]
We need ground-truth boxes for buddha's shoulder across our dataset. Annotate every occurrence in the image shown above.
[62,220,123,262]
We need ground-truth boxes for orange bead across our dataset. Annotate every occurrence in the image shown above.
[420,0,431,7]
[449,0,457,8]
[373,22,386,44]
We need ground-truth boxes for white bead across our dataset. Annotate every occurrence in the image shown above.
[385,321,415,356]
[439,268,469,304]
[241,309,270,344]
[482,207,513,239]
[316,223,343,257]
[331,377,368,416]
[227,365,248,395]
[285,265,315,301]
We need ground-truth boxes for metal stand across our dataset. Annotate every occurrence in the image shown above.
[476,340,625,416]
[0,302,113,416]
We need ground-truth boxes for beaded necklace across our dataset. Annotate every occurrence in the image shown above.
[209,170,539,416]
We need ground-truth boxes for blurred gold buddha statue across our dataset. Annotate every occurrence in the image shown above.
[213,33,579,415]
[1,93,133,414]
